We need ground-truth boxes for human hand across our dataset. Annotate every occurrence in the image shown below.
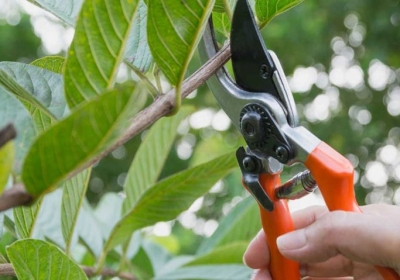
[244,204,400,280]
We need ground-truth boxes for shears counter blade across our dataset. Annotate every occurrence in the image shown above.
[198,0,400,279]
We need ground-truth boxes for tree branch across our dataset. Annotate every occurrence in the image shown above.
[0,123,16,149]
[0,263,137,280]
[0,42,231,212]
[0,184,32,212]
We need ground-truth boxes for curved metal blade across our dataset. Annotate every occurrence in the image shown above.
[230,0,298,127]
[231,0,277,94]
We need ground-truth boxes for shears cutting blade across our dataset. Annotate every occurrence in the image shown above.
[230,0,298,127]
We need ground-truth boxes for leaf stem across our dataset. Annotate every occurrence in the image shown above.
[154,67,163,93]
[169,82,182,116]
[259,19,271,30]
[126,63,158,97]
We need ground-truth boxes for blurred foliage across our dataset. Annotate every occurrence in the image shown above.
[0,14,40,62]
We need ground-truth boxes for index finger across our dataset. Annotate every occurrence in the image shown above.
[244,205,328,269]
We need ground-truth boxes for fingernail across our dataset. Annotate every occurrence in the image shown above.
[277,229,307,251]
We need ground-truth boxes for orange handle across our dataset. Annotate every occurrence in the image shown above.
[256,173,300,280]
[305,142,400,280]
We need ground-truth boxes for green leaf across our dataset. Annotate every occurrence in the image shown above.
[31,56,65,74]
[212,12,231,38]
[131,246,154,280]
[147,0,215,88]
[0,89,35,172]
[26,0,83,26]
[7,239,88,280]
[0,62,67,133]
[0,71,55,134]
[147,0,214,84]
[155,264,252,280]
[197,196,260,255]
[125,0,153,73]
[14,199,43,239]
[0,141,14,193]
[256,0,303,28]
[61,169,91,254]
[22,83,146,197]
[64,0,140,107]
[103,152,237,254]
[0,62,66,119]
[186,243,248,266]
[122,107,192,214]
[213,0,228,13]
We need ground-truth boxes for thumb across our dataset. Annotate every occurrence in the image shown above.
[276,210,400,271]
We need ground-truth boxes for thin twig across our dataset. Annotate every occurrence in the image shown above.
[0,263,15,276]
[0,42,231,212]
[0,263,137,280]
[0,184,33,211]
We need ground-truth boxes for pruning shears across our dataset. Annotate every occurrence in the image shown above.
[199,1,400,279]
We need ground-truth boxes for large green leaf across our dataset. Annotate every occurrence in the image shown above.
[7,239,88,280]
[0,141,14,193]
[147,0,214,107]
[22,83,146,197]
[155,264,252,280]
[122,107,192,214]
[256,0,303,28]
[0,89,35,172]
[125,0,153,73]
[61,169,91,254]
[197,196,260,255]
[147,0,214,84]
[0,62,67,133]
[102,153,237,255]
[31,56,65,74]
[0,62,66,119]
[64,0,140,107]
